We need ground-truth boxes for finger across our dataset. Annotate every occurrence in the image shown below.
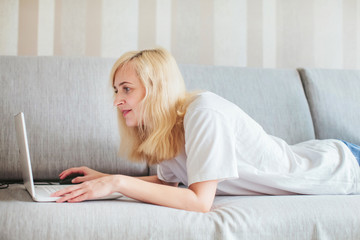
[72,176,85,183]
[59,167,86,179]
[67,193,90,203]
[71,176,90,183]
[59,168,78,177]
[72,174,97,183]
[51,185,80,197]
[55,188,87,203]
[59,168,81,178]
[59,169,77,179]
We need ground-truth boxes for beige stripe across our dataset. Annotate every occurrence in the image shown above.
[85,0,102,56]
[343,0,357,69]
[263,0,277,68]
[314,0,343,68]
[213,0,247,66]
[156,0,172,50]
[138,0,157,50]
[247,0,263,67]
[0,0,19,55]
[18,0,38,56]
[38,0,55,56]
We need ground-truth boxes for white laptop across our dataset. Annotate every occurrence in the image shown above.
[14,112,122,202]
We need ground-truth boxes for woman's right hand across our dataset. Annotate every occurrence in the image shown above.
[59,166,109,184]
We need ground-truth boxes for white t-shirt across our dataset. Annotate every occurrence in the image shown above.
[157,92,360,195]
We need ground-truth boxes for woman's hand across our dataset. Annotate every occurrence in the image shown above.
[51,175,120,203]
[59,166,109,184]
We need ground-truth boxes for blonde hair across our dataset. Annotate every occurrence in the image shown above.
[110,48,197,165]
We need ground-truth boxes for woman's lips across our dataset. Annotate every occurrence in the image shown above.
[122,110,131,117]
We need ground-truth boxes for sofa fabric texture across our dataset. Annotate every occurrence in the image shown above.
[0,56,147,181]
[180,64,315,145]
[1,56,360,239]
[299,68,360,145]
[1,184,360,240]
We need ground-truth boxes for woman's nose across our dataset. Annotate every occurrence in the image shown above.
[113,95,125,107]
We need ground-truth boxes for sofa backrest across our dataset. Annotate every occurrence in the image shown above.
[1,56,317,181]
[0,56,148,181]
[180,64,315,144]
[299,69,360,145]
[148,65,316,175]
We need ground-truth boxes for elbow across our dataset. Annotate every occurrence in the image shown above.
[199,208,211,213]
[189,201,212,213]
[196,204,211,213]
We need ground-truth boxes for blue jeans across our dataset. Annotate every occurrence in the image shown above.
[341,140,360,166]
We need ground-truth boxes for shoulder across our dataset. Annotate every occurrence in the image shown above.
[184,91,262,136]
[186,91,239,114]
[185,91,243,123]
[183,92,242,135]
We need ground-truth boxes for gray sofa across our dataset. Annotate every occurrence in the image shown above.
[1,56,360,240]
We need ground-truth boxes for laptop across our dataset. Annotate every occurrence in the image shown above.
[14,112,123,202]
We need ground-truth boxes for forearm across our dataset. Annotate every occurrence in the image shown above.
[115,175,211,212]
[135,175,178,187]
[135,175,162,184]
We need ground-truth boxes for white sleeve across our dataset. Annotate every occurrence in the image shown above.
[157,161,181,183]
[184,108,239,186]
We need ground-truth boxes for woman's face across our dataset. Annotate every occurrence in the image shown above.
[113,64,146,127]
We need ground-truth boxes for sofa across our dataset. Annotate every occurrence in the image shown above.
[0,56,360,240]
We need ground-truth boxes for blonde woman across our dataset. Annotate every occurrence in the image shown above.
[52,48,360,212]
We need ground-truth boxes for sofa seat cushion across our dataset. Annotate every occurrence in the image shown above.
[1,184,359,240]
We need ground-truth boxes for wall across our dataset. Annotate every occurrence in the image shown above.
[1,0,359,68]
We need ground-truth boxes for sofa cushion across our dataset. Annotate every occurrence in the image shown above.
[0,56,148,181]
[180,65,315,144]
[1,184,359,239]
[299,69,360,145]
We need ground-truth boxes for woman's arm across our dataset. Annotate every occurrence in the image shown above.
[135,175,179,187]
[59,166,178,187]
[118,175,217,212]
[52,175,217,213]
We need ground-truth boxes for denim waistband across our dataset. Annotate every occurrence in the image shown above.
[341,140,360,166]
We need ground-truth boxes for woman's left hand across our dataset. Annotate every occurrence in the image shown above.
[51,175,120,203]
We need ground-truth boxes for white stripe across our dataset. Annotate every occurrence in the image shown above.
[213,0,247,66]
[263,0,277,68]
[60,0,87,56]
[101,0,139,57]
[357,0,360,68]
[314,0,343,68]
[156,0,172,51]
[38,0,55,56]
[0,0,19,55]
[343,0,357,69]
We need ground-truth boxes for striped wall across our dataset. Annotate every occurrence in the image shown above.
[1,0,360,69]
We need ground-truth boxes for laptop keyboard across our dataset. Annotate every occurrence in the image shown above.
[35,185,68,195]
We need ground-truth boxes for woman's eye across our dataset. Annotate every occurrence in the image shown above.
[123,87,130,92]
[114,89,118,94]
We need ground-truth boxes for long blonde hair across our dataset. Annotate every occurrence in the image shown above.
[110,48,197,165]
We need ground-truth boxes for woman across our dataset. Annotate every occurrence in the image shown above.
[52,48,360,212]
